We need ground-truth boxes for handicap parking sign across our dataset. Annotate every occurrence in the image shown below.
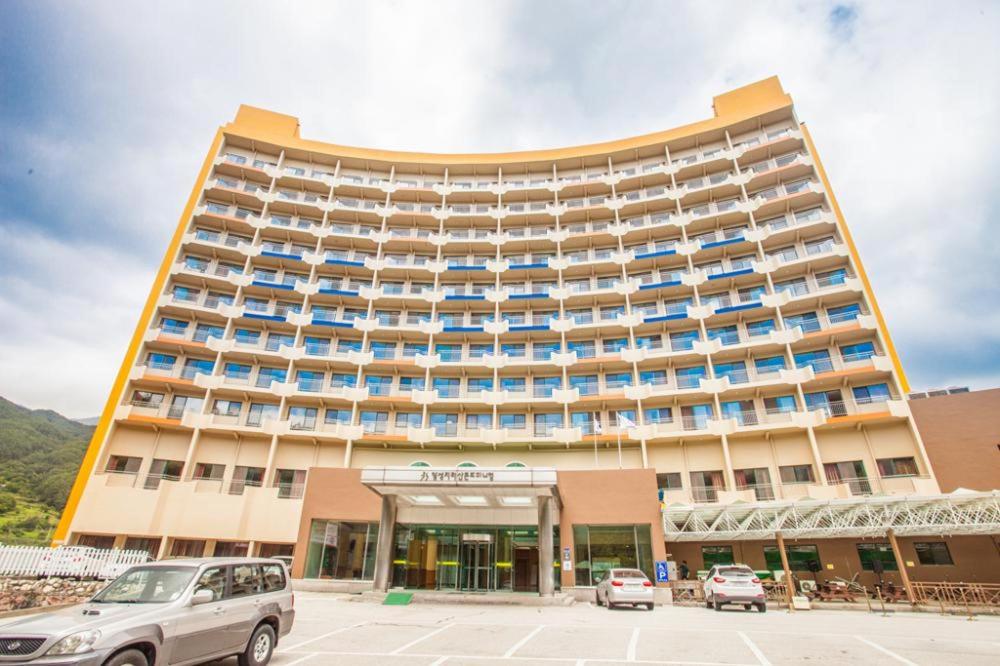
[655,560,669,582]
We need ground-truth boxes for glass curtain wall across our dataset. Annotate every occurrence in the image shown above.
[304,520,380,580]
[572,524,654,586]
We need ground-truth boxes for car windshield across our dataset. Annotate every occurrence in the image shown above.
[92,566,197,604]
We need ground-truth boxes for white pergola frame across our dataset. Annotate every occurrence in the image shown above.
[663,491,1000,541]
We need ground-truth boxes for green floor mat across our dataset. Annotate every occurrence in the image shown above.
[383,591,413,605]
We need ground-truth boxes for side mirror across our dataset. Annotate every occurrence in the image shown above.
[191,588,215,606]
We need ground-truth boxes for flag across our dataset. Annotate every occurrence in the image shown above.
[593,418,603,435]
[616,412,636,429]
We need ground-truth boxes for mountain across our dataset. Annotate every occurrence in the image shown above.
[75,416,101,426]
[0,397,94,545]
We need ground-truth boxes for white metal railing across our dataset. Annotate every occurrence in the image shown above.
[0,545,151,579]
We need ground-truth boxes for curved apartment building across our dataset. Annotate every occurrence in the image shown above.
[54,77,944,595]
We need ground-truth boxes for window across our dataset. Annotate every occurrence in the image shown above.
[763,545,821,572]
[395,412,422,429]
[500,413,526,430]
[261,563,287,591]
[914,542,954,565]
[876,457,918,477]
[466,413,491,430]
[573,524,653,586]
[701,545,734,569]
[779,464,815,484]
[785,311,820,333]
[430,413,458,436]
[211,399,242,417]
[123,537,162,557]
[856,543,898,571]
[534,413,563,436]
[106,455,141,474]
[764,395,797,414]
[670,330,700,351]
[213,541,249,558]
[747,319,776,337]
[794,349,833,373]
[656,472,682,489]
[192,566,226,600]
[360,411,388,433]
[171,539,207,559]
[304,520,380,580]
[193,463,224,481]
[229,466,264,494]
[854,383,892,404]
[275,469,306,498]
[644,407,672,424]
[755,356,786,376]
[841,341,876,364]
[230,564,263,596]
[676,366,707,389]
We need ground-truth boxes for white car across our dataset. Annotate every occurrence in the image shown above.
[703,564,767,612]
[595,568,655,610]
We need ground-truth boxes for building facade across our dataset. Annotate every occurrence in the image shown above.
[56,76,976,594]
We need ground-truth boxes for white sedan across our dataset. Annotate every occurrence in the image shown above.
[595,568,655,610]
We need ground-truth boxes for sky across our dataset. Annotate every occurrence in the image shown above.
[0,1,998,418]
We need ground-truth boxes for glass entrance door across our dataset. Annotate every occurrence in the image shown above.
[461,540,492,591]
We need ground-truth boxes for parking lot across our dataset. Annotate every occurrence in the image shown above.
[257,592,999,666]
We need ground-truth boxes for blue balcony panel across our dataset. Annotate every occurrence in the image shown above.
[510,262,548,270]
[251,280,294,291]
[311,319,354,329]
[715,301,763,314]
[245,313,287,323]
[701,235,746,250]
[510,292,549,300]
[444,294,486,301]
[708,267,755,281]
[325,259,366,268]
[260,251,304,261]
[635,249,677,260]
[319,288,361,297]
[510,324,550,332]
[638,280,682,291]
[447,264,487,271]
[644,312,688,323]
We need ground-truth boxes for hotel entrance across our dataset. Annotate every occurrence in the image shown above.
[362,466,559,596]
[391,525,544,592]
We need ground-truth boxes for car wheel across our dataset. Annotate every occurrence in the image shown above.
[607,600,616,610]
[705,594,713,609]
[596,591,603,606]
[744,604,752,611]
[238,623,276,666]
[104,648,148,666]
[646,603,655,611]
[757,602,767,613]
[713,600,723,611]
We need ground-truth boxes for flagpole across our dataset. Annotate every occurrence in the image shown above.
[614,411,624,468]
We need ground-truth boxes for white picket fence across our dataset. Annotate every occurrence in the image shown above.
[0,545,151,580]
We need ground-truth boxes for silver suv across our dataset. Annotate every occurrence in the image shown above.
[0,557,294,666]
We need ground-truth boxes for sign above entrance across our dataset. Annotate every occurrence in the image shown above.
[361,466,558,489]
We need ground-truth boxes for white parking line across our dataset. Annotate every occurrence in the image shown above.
[284,651,762,665]
[855,636,918,665]
[627,627,640,661]
[279,655,317,666]
[277,621,367,653]
[737,631,771,666]
[389,622,456,655]
[504,624,546,657]
[430,657,450,666]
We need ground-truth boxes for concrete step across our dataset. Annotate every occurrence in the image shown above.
[351,590,576,606]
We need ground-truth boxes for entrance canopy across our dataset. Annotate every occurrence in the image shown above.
[663,490,1000,541]
[361,466,558,515]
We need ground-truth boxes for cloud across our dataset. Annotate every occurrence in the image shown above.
[0,0,998,415]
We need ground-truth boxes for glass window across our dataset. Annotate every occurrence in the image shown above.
[230,564,263,597]
[876,457,918,477]
[304,520,380,580]
[764,395,797,414]
[466,413,491,430]
[828,303,862,324]
[643,407,672,424]
[755,355,786,375]
[534,413,563,436]
[779,464,814,484]
[573,524,653,585]
[701,545,734,569]
[853,383,891,404]
[914,542,954,565]
[763,545,821,572]
[841,341,876,363]
[261,563,287,592]
[192,566,226,601]
[670,330,700,351]
[747,319,776,337]
[675,366,707,389]
[856,543,898,571]
[500,413,526,430]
